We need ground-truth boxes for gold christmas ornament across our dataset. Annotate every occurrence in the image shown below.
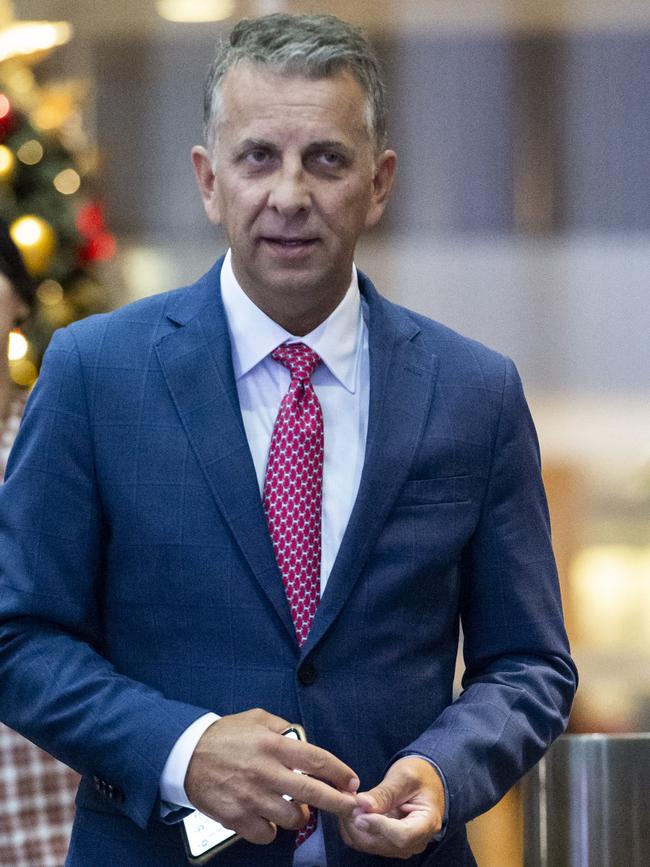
[36,279,64,306]
[0,142,15,180]
[7,327,28,361]
[16,138,43,164]
[53,167,81,195]
[9,356,37,387]
[10,214,56,275]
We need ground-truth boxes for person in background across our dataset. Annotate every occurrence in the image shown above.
[0,219,34,480]
[0,218,79,865]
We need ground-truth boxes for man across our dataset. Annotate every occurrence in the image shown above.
[0,14,577,867]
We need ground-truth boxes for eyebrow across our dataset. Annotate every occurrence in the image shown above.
[307,140,349,150]
[229,138,277,159]
[238,138,276,151]
[235,138,352,154]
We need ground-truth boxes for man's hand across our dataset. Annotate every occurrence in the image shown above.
[339,757,445,860]
[184,708,359,845]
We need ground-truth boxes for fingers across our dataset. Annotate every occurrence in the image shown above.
[265,735,359,816]
[184,708,360,846]
[235,816,277,846]
[338,758,445,859]
[357,757,444,815]
[356,778,406,815]
[279,738,360,793]
[340,810,432,859]
[276,765,357,817]
[247,789,310,832]
[218,791,309,842]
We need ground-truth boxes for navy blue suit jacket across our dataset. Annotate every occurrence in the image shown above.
[0,260,577,865]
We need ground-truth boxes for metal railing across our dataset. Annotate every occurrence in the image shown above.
[523,733,650,866]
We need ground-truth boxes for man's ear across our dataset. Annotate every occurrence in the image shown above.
[365,149,397,229]
[191,145,221,225]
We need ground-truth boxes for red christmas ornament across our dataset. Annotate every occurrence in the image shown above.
[76,201,116,263]
[0,94,16,141]
[76,201,106,237]
[79,232,116,263]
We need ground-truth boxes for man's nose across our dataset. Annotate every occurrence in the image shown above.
[266,162,310,216]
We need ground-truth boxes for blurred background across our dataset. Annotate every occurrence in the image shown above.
[2,1,649,864]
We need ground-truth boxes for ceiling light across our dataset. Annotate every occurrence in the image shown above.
[156,0,235,23]
[0,22,73,63]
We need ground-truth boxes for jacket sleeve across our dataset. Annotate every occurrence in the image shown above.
[0,327,209,829]
[393,357,578,834]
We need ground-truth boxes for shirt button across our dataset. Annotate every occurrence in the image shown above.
[298,661,317,685]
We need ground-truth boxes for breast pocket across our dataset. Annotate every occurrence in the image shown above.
[396,475,473,507]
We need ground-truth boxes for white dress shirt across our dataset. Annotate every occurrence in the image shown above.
[160,250,369,866]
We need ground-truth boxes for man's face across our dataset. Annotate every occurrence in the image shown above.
[192,62,395,328]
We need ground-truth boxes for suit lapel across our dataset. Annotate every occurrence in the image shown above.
[303,276,439,655]
[154,261,296,644]
[155,262,438,654]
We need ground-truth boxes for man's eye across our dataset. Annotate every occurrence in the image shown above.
[244,149,271,165]
[306,151,345,171]
[318,152,343,167]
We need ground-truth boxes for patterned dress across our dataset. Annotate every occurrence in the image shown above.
[1,388,80,866]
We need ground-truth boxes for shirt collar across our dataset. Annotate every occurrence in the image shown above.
[220,249,362,393]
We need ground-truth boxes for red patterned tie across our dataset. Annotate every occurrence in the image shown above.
[263,342,323,845]
[263,342,323,646]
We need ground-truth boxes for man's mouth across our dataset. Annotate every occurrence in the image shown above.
[261,236,318,248]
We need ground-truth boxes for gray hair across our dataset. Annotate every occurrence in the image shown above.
[202,13,387,154]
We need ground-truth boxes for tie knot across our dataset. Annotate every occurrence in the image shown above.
[271,343,321,382]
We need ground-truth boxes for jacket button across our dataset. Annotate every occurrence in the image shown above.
[92,775,124,803]
[298,661,316,685]
[108,784,125,803]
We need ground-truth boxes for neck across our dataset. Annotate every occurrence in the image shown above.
[229,254,352,336]
[254,294,346,336]
[234,275,350,337]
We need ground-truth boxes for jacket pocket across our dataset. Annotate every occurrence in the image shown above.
[397,475,472,507]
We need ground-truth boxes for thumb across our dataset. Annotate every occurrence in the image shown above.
[356,771,412,815]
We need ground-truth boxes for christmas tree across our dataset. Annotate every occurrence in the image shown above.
[0,0,117,387]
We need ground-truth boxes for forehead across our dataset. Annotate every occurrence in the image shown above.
[216,62,371,144]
